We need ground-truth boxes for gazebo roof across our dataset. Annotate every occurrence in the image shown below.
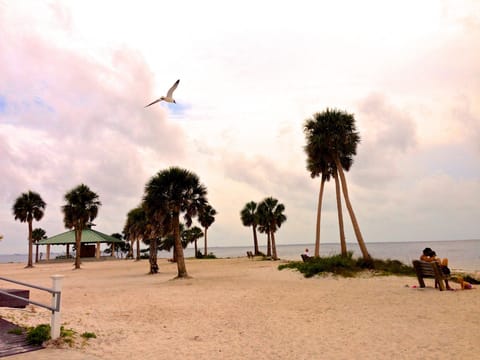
[38,229,123,245]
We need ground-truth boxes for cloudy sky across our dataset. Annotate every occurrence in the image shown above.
[1,0,479,255]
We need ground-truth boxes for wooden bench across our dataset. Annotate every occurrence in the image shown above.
[301,254,312,262]
[0,289,30,308]
[246,251,254,259]
[412,260,449,291]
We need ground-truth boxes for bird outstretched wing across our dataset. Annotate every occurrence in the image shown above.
[145,98,162,108]
[166,79,180,98]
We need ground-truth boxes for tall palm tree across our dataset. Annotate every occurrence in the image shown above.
[257,197,287,260]
[12,190,46,268]
[198,204,216,256]
[62,184,101,269]
[143,167,208,278]
[240,201,260,255]
[32,228,47,263]
[304,108,370,260]
[303,140,335,257]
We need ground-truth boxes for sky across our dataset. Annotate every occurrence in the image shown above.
[1,0,479,255]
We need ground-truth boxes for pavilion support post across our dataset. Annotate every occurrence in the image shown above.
[66,244,70,257]
[96,242,100,259]
[111,243,115,257]
[47,244,51,260]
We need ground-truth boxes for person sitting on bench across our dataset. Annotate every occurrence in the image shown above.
[420,247,452,290]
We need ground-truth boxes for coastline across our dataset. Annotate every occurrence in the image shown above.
[0,258,479,359]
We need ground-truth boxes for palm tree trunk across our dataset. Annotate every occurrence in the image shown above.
[203,228,208,256]
[334,156,371,260]
[173,214,188,278]
[128,239,134,259]
[253,225,259,255]
[334,171,347,256]
[194,239,198,257]
[271,231,278,260]
[74,228,82,269]
[27,220,33,268]
[136,237,140,260]
[149,238,158,274]
[266,233,271,257]
[314,175,326,257]
[35,243,39,263]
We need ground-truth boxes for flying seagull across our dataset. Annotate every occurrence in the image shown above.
[145,79,180,107]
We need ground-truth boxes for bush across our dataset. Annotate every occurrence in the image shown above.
[81,331,97,339]
[26,324,51,345]
[278,253,416,278]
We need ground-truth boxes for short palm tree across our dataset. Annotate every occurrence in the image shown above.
[62,184,101,269]
[144,205,172,273]
[198,204,216,256]
[12,191,46,268]
[32,228,47,263]
[257,197,286,260]
[124,207,148,261]
[143,167,207,278]
[240,201,260,255]
[304,108,370,260]
[182,226,204,257]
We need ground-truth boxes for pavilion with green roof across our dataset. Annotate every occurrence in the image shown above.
[38,229,124,261]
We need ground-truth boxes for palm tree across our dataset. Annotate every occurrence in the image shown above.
[143,205,172,274]
[304,108,371,260]
[32,228,47,263]
[303,141,335,257]
[143,167,208,278]
[12,191,46,268]
[257,197,287,260]
[240,201,260,255]
[198,204,216,256]
[62,184,101,269]
[182,226,204,257]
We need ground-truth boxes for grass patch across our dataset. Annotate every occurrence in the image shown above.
[7,327,24,335]
[81,331,97,339]
[278,252,416,278]
[24,324,97,347]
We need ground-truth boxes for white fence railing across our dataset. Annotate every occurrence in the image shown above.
[0,275,64,339]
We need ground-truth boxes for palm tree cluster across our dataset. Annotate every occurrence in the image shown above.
[303,108,371,260]
[241,197,286,260]
[124,166,214,278]
[12,186,102,269]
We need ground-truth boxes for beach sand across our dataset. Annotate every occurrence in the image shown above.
[0,258,478,359]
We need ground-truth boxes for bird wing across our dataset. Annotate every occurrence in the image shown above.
[145,98,162,108]
[166,79,180,98]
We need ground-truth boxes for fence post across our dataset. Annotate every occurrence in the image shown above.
[50,275,63,339]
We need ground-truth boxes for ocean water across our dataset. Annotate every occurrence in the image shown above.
[181,239,480,273]
[1,239,479,272]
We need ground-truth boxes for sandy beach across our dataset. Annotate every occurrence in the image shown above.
[0,258,479,360]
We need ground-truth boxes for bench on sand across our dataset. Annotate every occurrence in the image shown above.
[412,260,450,291]
[301,254,312,262]
[246,251,254,259]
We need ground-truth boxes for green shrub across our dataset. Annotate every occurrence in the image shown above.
[278,253,416,278]
[81,331,97,339]
[26,324,51,345]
